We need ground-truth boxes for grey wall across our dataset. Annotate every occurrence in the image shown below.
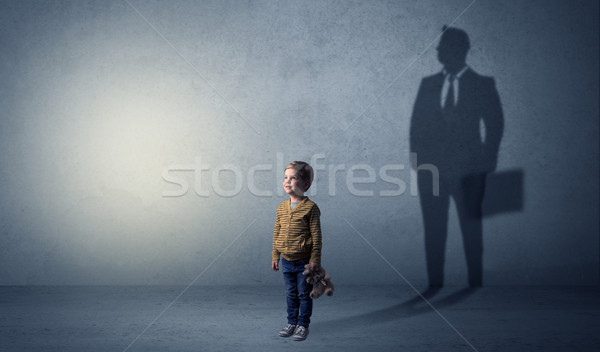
[0,0,597,285]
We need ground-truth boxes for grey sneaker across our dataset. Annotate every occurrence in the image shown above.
[278,324,296,337]
[292,325,309,341]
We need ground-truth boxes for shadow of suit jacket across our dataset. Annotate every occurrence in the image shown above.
[410,68,504,176]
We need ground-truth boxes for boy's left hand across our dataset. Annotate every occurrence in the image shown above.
[309,262,320,271]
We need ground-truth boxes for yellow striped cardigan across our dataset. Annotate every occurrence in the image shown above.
[272,197,322,264]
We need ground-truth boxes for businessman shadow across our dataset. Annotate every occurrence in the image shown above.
[409,26,524,288]
[313,287,479,331]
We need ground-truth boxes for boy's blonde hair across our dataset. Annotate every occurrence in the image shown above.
[285,161,314,191]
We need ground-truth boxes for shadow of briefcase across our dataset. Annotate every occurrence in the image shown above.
[482,169,524,217]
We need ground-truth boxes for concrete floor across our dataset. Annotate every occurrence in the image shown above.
[1,285,598,352]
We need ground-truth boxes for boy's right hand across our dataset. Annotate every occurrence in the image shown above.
[272,260,279,271]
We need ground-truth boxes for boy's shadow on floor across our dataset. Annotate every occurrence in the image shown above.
[313,287,478,331]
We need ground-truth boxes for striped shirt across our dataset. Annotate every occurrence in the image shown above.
[272,197,322,264]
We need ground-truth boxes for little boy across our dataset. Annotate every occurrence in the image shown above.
[272,161,322,341]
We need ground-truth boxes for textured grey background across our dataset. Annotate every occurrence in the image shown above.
[0,0,597,285]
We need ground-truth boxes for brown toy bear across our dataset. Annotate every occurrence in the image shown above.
[303,264,334,299]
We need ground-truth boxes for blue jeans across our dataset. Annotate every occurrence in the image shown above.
[281,257,313,327]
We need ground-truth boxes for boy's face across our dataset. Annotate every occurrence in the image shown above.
[283,168,306,197]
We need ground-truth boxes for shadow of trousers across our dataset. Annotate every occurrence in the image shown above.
[418,170,486,287]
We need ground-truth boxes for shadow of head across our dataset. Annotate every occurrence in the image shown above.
[437,26,470,72]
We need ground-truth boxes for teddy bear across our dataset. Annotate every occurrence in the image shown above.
[303,264,334,299]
